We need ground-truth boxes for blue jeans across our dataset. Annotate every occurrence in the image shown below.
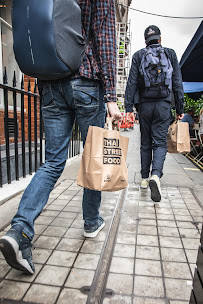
[12,78,106,240]
[139,101,171,178]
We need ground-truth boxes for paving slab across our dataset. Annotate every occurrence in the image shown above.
[104,184,201,303]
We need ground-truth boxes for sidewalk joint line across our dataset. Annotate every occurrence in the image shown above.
[86,186,128,304]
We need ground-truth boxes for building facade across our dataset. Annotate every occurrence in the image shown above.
[115,0,132,112]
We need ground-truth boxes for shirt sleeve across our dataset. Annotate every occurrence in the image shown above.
[170,49,184,115]
[124,53,140,112]
[91,0,117,102]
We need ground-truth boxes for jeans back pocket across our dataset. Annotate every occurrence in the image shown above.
[42,83,60,117]
[73,85,99,116]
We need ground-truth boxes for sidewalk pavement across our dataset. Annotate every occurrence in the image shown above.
[0,124,203,304]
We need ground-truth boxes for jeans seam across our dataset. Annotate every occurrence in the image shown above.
[58,81,65,98]
[12,223,32,240]
[42,83,54,100]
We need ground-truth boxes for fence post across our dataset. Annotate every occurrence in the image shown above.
[13,71,19,180]
[39,92,44,165]
[3,67,11,184]
[0,143,2,187]
[34,80,38,171]
[28,78,32,175]
[21,75,26,178]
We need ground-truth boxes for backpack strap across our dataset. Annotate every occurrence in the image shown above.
[161,48,173,89]
[163,48,173,65]
[139,48,151,87]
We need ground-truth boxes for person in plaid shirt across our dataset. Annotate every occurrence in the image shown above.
[0,0,122,275]
[74,0,119,104]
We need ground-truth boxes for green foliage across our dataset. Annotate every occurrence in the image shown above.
[184,94,203,117]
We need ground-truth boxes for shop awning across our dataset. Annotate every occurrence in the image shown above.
[183,82,203,93]
[180,21,203,82]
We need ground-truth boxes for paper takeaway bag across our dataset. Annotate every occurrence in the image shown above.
[167,121,191,153]
[77,125,129,191]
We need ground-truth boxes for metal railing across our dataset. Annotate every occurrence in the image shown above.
[189,223,203,303]
[0,69,81,187]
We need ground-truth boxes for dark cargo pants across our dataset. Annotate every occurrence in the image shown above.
[139,101,171,178]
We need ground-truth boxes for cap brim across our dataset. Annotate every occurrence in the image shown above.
[145,35,160,44]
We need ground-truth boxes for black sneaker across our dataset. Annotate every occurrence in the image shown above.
[84,217,105,238]
[149,175,162,202]
[0,228,35,275]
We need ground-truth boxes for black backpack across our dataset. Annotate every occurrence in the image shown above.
[12,0,87,80]
[139,46,173,98]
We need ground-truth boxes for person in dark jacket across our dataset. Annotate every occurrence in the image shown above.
[125,25,184,202]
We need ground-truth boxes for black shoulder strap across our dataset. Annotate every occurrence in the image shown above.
[164,48,173,64]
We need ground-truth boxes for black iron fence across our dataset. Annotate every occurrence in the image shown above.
[0,69,81,187]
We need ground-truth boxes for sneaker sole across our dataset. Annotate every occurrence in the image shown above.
[140,184,148,189]
[0,236,34,275]
[149,180,161,202]
[84,222,105,238]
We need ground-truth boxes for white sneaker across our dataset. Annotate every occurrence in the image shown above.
[149,175,161,202]
[84,218,105,238]
[140,179,149,189]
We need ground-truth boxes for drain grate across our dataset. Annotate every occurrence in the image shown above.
[81,286,115,298]
[104,289,115,298]
[80,286,91,295]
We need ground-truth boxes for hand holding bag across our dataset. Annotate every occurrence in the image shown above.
[167,121,191,153]
[77,119,129,191]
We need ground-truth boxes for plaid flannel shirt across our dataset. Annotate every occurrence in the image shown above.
[72,0,117,102]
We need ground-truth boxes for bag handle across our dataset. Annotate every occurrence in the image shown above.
[106,116,119,131]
